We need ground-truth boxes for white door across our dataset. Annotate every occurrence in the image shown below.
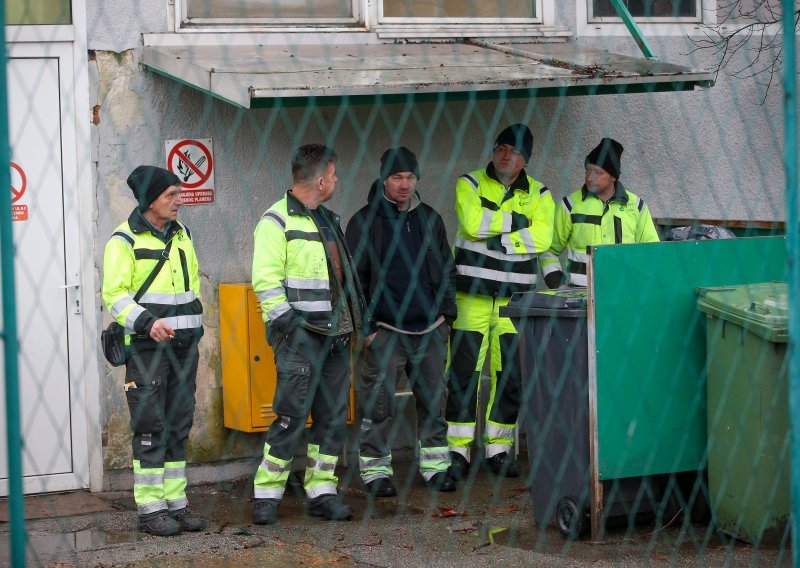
[0,45,90,495]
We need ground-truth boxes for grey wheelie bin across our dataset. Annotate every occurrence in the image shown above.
[501,289,590,538]
[697,282,790,544]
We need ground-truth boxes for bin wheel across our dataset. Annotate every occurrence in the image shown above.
[556,497,587,540]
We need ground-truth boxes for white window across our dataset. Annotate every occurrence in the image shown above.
[182,0,360,26]
[176,0,553,33]
[578,0,717,37]
[589,0,702,22]
[380,0,542,22]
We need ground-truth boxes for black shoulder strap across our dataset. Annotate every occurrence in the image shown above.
[133,239,173,303]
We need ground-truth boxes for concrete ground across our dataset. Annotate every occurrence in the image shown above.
[0,455,791,567]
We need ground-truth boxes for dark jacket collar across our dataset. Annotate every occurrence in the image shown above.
[127,208,180,241]
[486,161,530,193]
[366,178,421,218]
[580,180,629,204]
[286,190,340,223]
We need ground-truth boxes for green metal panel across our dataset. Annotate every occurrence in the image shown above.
[248,81,707,109]
[592,236,787,480]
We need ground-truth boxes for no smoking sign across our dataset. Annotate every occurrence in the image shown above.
[165,138,215,205]
[10,161,28,221]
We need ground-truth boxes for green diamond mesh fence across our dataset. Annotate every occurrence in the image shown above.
[0,0,798,566]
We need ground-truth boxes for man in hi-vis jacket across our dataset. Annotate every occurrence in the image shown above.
[446,124,555,480]
[103,165,206,537]
[250,144,366,525]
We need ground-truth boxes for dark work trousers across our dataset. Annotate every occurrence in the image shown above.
[254,325,351,500]
[125,340,199,467]
[358,323,450,481]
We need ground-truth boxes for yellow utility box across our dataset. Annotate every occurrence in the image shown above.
[219,283,354,432]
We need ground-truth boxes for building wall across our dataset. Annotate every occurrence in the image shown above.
[86,4,793,478]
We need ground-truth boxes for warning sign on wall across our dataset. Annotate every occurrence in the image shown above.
[165,139,215,205]
[10,161,28,221]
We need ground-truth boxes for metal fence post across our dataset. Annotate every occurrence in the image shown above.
[0,1,26,565]
[784,1,799,565]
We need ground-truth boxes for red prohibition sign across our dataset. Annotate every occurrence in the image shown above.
[168,140,213,189]
[10,162,26,203]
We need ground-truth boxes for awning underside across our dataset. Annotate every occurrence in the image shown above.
[142,41,714,108]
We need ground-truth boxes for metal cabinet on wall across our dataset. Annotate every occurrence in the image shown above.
[219,283,354,432]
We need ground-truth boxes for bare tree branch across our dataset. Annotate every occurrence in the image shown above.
[687,0,799,104]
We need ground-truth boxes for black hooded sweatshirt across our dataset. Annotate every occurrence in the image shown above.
[345,179,457,334]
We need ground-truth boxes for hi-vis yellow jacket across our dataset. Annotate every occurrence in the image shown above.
[453,163,555,297]
[252,191,365,335]
[541,183,659,287]
[102,210,203,346]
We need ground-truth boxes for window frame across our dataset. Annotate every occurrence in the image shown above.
[173,0,556,36]
[577,0,718,37]
[588,0,704,23]
[377,0,545,25]
[176,0,362,29]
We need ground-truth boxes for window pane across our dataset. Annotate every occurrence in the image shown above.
[6,0,71,25]
[188,0,352,19]
[592,0,697,18]
[383,0,535,18]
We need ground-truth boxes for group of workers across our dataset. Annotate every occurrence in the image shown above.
[102,124,659,536]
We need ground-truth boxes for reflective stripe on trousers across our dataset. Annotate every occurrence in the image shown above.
[253,442,291,500]
[164,460,188,511]
[133,460,167,516]
[305,444,338,499]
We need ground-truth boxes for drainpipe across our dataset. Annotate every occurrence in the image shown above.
[608,0,656,59]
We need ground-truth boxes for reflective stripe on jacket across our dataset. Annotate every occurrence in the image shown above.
[453,164,555,297]
[540,183,660,286]
[102,210,203,344]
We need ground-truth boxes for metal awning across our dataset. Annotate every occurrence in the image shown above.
[142,40,714,109]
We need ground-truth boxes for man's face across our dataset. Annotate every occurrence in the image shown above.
[383,172,417,210]
[585,163,616,196]
[318,161,337,203]
[148,185,183,225]
[492,143,526,182]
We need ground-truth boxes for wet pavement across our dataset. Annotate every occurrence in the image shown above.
[0,456,791,567]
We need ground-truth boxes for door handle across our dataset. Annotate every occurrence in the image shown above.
[58,272,82,314]
[59,271,81,290]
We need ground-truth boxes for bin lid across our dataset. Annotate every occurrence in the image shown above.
[501,288,587,319]
[696,281,787,342]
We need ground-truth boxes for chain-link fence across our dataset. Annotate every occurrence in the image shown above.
[1,0,798,566]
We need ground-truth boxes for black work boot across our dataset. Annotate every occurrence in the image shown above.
[425,471,456,492]
[486,452,520,478]
[252,498,279,525]
[308,495,354,521]
[364,477,397,498]
[138,511,182,536]
[169,507,207,531]
[448,452,470,481]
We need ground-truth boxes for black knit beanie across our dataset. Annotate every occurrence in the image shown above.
[380,146,420,179]
[494,124,533,162]
[585,138,624,179]
[127,165,181,212]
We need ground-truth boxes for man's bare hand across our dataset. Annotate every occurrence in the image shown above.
[365,331,378,347]
[150,319,175,342]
